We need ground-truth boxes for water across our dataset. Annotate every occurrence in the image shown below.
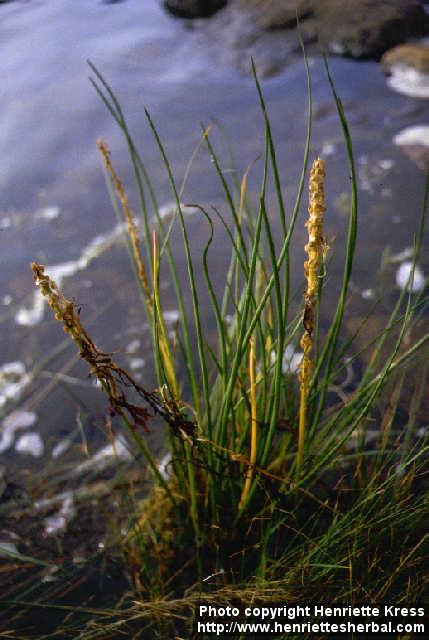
[1,0,428,478]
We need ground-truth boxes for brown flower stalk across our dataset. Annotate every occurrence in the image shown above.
[297,158,326,475]
[31,263,194,439]
[97,138,152,307]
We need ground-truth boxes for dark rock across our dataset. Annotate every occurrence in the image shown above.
[182,0,428,79]
[239,0,314,30]
[163,0,227,19]
[232,0,428,60]
[313,0,428,59]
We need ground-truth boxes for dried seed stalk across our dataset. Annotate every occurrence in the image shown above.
[31,263,194,439]
[297,158,326,474]
[97,138,153,307]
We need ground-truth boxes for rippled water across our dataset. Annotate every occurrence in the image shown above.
[1,0,428,475]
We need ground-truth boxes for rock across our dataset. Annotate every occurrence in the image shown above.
[198,3,308,77]
[231,0,428,60]
[184,0,428,78]
[381,43,429,96]
[382,43,429,72]
[163,0,227,19]
[312,0,428,59]
[239,0,314,30]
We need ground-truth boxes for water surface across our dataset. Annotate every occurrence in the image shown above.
[1,0,428,477]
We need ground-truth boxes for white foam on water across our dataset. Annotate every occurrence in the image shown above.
[73,436,132,474]
[14,295,45,328]
[386,247,414,264]
[394,125,429,148]
[0,361,26,378]
[155,202,199,222]
[34,489,74,511]
[378,159,394,171]
[387,66,429,98]
[0,409,37,453]
[2,409,36,429]
[283,345,302,374]
[41,566,60,583]
[43,495,76,536]
[358,155,394,193]
[347,429,379,450]
[282,345,302,374]
[35,206,61,221]
[15,222,127,327]
[157,201,176,220]
[51,437,72,459]
[126,338,141,354]
[15,432,44,457]
[158,451,172,481]
[396,261,425,292]
[270,345,303,375]
[0,362,32,410]
[330,41,346,55]
[0,541,19,556]
[129,357,145,370]
[163,309,180,325]
[320,141,336,157]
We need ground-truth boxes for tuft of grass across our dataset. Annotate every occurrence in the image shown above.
[2,56,428,639]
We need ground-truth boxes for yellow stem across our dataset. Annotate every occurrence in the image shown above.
[152,230,179,399]
[239,337,257,510]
